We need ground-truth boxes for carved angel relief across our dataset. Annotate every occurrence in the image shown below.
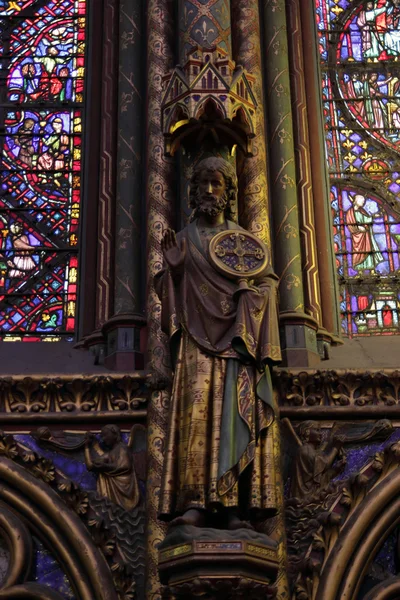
[33,425,147,600]
[84,424,142,511]
[284,418,394,600]
[34,424,146,510]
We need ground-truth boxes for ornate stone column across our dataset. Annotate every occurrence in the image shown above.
[261,0,320,366]
[298,0,341,344]
[80,0,119,363]
[145,1,176,598]
[285,0,323,331]
[95,0,119,329]
[231,0,270,246]
[103,1,146,370]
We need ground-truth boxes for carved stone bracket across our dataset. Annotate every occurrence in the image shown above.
[162,577,276,600]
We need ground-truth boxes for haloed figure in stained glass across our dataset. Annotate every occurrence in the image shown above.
[17,118,36,167]
[346,194,384,273]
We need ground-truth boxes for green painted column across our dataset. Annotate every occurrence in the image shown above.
[262,0,320,365]
[114,0,144,316]
[263,0,304,315]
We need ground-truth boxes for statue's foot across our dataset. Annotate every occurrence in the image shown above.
[169,509,206,528]
[227,513,254,531]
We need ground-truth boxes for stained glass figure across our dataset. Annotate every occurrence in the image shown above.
[0,0,86,340]
[316,0,400,337]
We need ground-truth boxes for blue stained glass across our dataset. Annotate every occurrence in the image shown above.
[33,537,75,600]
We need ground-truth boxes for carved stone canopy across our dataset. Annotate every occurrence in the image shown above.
[161,45,257,156]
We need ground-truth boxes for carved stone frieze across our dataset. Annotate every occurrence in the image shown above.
[0,374,148,416]
[276,369,400,407]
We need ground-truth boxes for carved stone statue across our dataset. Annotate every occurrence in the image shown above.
[285,418,393,500]
[84,424,140,511]
[155,157,281,529]
[287,420,346,500]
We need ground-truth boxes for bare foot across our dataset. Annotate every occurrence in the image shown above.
[227,513,254,531]
[169,509,206,528]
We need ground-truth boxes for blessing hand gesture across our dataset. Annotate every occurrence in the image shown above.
[161,229,187,272]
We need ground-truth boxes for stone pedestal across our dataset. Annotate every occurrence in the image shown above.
[102,313,146,371]
[158,526,279,600]
[75,329,106,366]
[279,311,320,367]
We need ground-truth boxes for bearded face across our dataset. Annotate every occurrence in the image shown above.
[195,168,229,217]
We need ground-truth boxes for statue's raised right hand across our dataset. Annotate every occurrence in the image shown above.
[161,228,187,272]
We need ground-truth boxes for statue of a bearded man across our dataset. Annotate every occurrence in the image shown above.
[155,157,281,530]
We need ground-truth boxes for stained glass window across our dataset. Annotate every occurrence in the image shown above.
[316,0,400,337]
[0,0,86,340]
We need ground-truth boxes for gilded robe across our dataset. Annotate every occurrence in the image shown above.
[155,220,281,520]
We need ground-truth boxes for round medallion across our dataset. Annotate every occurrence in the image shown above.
[209,230,270,280]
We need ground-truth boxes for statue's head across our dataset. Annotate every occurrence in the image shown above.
[189,157,238,222]
[101,424,121,447]
[298,421,322,445]
[36,426,52,440]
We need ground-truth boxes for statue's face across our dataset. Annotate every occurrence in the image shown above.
[102,427,116,447]
[196,169,228,216]
[309,427,322,445]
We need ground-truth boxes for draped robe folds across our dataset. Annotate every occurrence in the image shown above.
[155,220,281,520]
[290,444,339,500]
[86,442,139,511]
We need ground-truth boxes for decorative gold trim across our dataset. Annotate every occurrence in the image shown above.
[246,543,277,560]
[209,230,270,280]
[159,544,192,562]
